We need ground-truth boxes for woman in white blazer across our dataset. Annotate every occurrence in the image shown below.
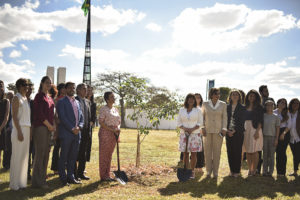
[177,93,203,179]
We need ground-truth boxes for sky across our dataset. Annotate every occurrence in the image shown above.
[0,0,300,101]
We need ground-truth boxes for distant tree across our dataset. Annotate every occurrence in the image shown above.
[146,87,170,107]
[94,71,146,128]
[219,87,231,102]
[7,79,34,94]
[7,83,17,94]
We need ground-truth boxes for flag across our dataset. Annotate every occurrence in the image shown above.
[208,80,215,90]
[81,0,90,16]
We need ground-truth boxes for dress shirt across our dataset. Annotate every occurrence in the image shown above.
[273,109,291,128]
[67,96,79,127]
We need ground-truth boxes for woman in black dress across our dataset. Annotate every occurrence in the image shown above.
[226,89,245,177]
[0,80,10,167]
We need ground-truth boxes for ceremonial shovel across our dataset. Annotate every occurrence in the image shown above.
[177,133,192,182]
[113,133,128,185]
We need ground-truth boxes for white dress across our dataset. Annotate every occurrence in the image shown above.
[9,93,31,190]
[177,107,203,152]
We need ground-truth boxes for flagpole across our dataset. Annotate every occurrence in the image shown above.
[83,0,91,86]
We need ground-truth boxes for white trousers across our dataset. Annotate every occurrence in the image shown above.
[9,126,30,190]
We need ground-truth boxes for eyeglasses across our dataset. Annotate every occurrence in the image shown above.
[21,83,28,87]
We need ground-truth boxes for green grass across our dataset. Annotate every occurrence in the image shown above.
[0,128,299,199]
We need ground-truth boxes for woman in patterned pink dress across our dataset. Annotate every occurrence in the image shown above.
[98,92,121,181]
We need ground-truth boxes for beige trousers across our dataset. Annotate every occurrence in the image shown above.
[204,133,223,177]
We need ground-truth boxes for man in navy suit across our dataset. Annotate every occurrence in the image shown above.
[57,82,84,185]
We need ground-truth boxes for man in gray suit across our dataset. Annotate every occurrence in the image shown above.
[75,83,91,180]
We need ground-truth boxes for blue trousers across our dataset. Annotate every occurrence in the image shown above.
[58,136,79,181]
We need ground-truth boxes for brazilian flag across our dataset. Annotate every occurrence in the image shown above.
[81,0,90,16]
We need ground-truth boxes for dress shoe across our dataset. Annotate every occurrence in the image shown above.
[78,175,90,180]
[67,179,82,184]
[61,180,69,186]
[75,177,81,182]
[289,173,298,177]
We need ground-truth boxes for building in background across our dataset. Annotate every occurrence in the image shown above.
[46,66,66,85]
[46,66,55,83]
[57,67,66,85]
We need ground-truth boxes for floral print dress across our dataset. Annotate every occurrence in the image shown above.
[98,105,121,180]
[177,107,203,152]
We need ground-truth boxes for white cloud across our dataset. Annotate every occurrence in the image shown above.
[23,0,40,9]
[9,50,22,58]
[73,0,83,4]
[171,3,298,54]
[0,2,146,51]
[18,59,35,67]
[59,44,300,100]
[145,22,162,32]
[49,5,146,35]
[256,61,300,89]
[287,56,296,60]
[142,47,181,59]
[0,58,35,83]
[21,44,28,51]
[59,44,130,66]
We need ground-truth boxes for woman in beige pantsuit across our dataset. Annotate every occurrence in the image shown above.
[202,88,227,178]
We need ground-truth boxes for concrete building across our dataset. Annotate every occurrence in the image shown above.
[46,66,55,83]
[57,67,66,85]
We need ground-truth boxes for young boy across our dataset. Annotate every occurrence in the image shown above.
[262,99,280,176]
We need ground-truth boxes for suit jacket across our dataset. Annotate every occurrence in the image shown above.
[227,103,246,134]
[56,96,84,140]
[75,96,91,130]
[202,100,227,134]
[297,112,300,137]
[90,102,97,124]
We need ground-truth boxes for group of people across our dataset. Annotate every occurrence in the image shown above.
[0,77,116,190]
[177,86,300,180]
[1,77,299,190]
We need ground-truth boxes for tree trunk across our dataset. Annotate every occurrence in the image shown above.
[119,98,126,128]
[136,133,141,168]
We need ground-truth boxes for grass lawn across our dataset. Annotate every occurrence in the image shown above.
[0,128,299,199]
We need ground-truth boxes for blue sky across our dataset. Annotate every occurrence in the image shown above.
[0,0,300,101]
